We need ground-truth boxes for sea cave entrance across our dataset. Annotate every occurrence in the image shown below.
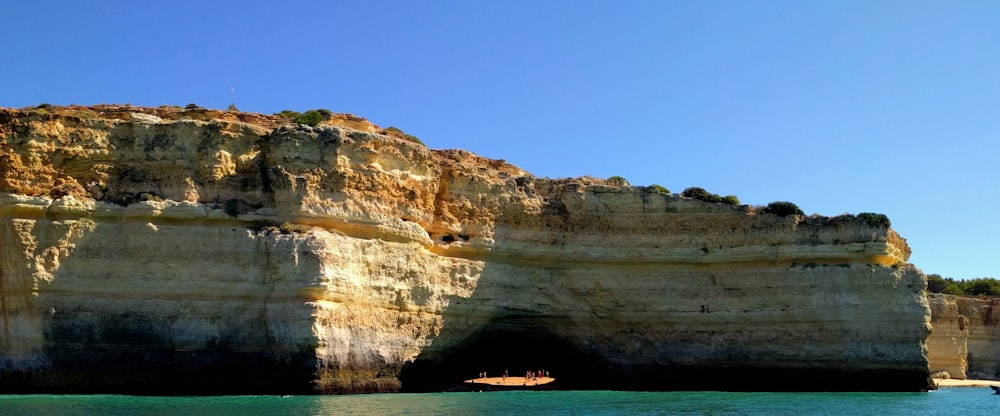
[398,316,613,392]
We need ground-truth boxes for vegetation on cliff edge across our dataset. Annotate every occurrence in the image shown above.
[607,176,629,186]
[272,108,338,126]
[927,274,1000,296]
[681,187,740,206]
[648,184,670,194]
[761,201,804,217]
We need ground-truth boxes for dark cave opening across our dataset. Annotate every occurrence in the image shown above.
[398,320,614,392]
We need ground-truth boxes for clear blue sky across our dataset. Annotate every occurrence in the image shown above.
[5,1,999,279]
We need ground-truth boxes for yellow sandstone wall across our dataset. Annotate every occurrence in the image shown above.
[928,294,1000,380]
[0,106,932,393]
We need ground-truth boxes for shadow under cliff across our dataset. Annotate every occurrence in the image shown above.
[0,216,320,395]
[397,254,934,393]
[398,312,616,392]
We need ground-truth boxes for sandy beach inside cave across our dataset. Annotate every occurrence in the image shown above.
[464,376,556,387]
[934,378,1000,388]
[462,376,997,389]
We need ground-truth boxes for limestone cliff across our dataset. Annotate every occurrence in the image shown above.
[927,294,1000,380]
[0,105,932,393]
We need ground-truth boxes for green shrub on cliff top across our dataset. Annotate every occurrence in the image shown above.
[720,195,740,206]
[761,201,803,217]
[649,184,670,194]
[292,109,333,126]
[607,176,629,186]
[681,187,739,206]
[857,212,891,228]
[681,187,712,201]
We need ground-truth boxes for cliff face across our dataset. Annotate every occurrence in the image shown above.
[0,106,932,393]
[927,294,1000,380]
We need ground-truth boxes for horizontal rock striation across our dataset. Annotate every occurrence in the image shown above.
[0,105,932,393]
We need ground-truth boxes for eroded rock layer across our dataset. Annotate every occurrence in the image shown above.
[0,106,932,393]
[927,294,1000,380]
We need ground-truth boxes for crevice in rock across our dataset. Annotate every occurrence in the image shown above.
[256,133,275,198]
[259,236,277,353]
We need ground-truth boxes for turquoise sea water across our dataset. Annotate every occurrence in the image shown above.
[1,388,996,416]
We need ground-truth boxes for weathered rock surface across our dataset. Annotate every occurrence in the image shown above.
[927,294,1000,380]
[0,105,933,393]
